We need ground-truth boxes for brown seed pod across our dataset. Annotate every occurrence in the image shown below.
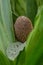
[14,16,33,43]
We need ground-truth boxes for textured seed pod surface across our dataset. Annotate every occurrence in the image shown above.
[14,16,33,42]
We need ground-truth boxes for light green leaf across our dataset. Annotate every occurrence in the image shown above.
[25,6,43,65]
[10,0,26,16]
[0,0,15,54]
[0,0,17,65]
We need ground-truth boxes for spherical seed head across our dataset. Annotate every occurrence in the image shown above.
[14,16,33,43]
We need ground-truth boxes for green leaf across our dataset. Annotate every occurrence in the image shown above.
[0,0,17,65]
[25,6,43,65]
[0,51,11,65]
[0,0,15,54]
[0,51,17,65]
[10,0,37,25]
[10,0,26,16]
[16,49,25,65]
[26,0,37,25]
[36,0,43,7]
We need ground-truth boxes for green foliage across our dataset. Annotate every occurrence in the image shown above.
[0,0,15,54]
[0,51,11,65]
[16,49,25,65]
[10,0,37,25]
[10,0,27,22]
[0,0,43,65]
[36,0,43,7]
[0,0,16,65]
[10,0,26,16]
[26,0,37,24]
[25,6,43,65]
